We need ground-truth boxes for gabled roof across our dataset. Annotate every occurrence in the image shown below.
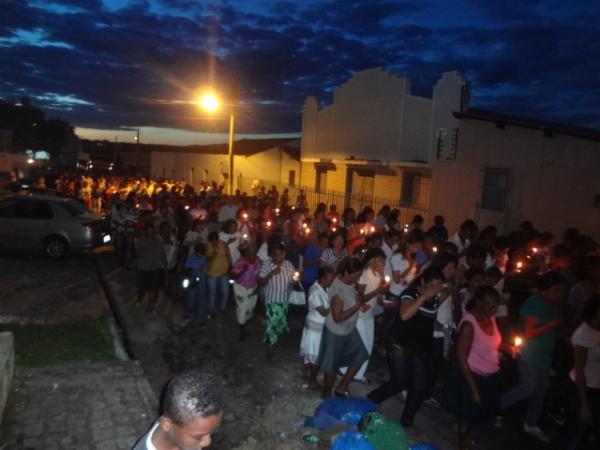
[453,108,600,142]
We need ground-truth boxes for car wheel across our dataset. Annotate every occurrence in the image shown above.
[44,236,69,259]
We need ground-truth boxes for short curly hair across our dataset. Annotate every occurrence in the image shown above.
[162,370,223,426]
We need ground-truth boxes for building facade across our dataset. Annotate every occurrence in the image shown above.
[429,110,600,240]
[150,138,300,192]
[299,67,468,214]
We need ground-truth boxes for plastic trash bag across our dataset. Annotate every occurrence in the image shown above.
[409,444,440,450]
[331,429,376,450]
[361,412,408,450]
[315,397,376,426]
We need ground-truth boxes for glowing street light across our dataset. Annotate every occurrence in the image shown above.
[198,93,220,111]
[197,89,236,195]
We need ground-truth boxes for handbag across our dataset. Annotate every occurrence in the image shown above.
[288,280,306,306]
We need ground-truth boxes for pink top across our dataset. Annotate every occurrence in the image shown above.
[230,258,261,289]
[461,313,501,375]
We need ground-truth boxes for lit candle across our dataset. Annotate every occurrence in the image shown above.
[331,227,337,232]
[184,205,190,210]
[384,275,390,284]
[305,227,311,234]
[275,208,280,215]
[229,279,235,285]
[514,336,523,347]
[370,226,375,233]
[266,221,272,228]
[293,271,300,281]
[360,228,365,235]
[242,213,248,220]
[135,203,140,208]
[242,234,248,240]
[532,247,538,253]
[332,217,337,223]
[302,223,307,229]
[516,261,523,270]
[432,246,438,253]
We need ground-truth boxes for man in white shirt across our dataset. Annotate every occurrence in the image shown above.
[217,197,238,223]
[133,371,223,450]
[448,219,479,256]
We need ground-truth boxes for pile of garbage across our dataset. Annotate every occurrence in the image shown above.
[298,396,440,450]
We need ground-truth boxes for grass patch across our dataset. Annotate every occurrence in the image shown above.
[0,319,117,367]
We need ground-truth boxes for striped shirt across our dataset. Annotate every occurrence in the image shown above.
[259,260,295,304]
[320,248,348,270]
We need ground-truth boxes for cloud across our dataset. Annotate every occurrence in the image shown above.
[0,0,598,136]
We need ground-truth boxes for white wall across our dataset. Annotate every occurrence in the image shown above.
[430,119,600,240]
[151,147,300,192]
[301,67,467,164]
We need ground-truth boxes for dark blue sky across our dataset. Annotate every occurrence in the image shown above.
[1,0,599,143]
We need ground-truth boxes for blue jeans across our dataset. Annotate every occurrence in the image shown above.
[501,358,550,426]
[206,274,230,313]
[184,274,208,322]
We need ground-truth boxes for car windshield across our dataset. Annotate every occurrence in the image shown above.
[59,200,86,216]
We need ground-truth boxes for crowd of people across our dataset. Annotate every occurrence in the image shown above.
[33,172,599,449]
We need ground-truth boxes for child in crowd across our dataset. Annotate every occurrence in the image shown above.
[230,244,262,341]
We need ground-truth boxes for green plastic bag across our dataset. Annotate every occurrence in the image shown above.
[361,412,409,450]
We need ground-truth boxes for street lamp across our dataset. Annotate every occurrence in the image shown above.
[197,91,236,195]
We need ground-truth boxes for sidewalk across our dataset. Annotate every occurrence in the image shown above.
[1,361,157,450]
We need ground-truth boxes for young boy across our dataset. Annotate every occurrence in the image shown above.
[183,243,208,325]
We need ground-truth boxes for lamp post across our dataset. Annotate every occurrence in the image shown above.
[198,92,236,195]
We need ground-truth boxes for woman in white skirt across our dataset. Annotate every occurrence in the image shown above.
[340,250,388,382]
[300,266,336,388]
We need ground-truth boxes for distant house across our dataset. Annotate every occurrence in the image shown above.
[429,109,600,240]
[299,67,468,214]
[150,138,301,192]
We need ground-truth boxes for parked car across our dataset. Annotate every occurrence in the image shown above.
[0,194,111,258]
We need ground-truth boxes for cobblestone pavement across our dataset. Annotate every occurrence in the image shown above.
[0,253,109,323]
[0,361,158,450]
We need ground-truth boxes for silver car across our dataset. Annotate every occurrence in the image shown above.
[0,194,111,258]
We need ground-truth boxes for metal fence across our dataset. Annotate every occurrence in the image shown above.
[239,176,428,225]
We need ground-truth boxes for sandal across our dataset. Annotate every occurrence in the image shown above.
[334,390,351,398]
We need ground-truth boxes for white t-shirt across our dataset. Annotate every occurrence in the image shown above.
[385,253,414,296]
[570,322,600,388]
[257,242,270,263]
[358,268,382,318]
[448,232,470,254]
[219,231,241,264]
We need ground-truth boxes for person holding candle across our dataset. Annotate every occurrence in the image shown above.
[317,258,370,398]
[299,266,336,388]
[205,232,232,316]
[340,251,388,382]
[259,243,296,360]
[302,231,329,290]
[367,267,445,430]
[500,271,563,443]
[321,232,348,271]
[443,286,502,450]
[230,244,262,341]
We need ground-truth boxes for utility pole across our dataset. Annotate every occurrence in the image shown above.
[134,128,140,175]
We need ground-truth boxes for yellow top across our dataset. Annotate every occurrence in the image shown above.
[206,241,230,277]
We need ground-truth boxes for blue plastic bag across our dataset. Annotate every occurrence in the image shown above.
[409,444,440,450]
[315,397,376,426]
[331,429,376,450]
